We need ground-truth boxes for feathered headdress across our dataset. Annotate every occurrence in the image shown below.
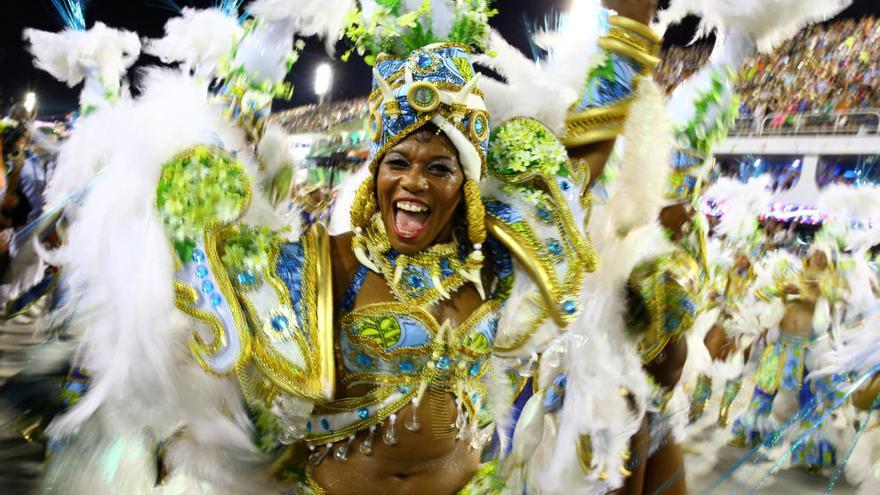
[346,0,496,258]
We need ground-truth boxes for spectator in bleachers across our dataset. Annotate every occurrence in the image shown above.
[655,16,879,125]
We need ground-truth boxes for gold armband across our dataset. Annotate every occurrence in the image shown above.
[599,15,662,74]
[562,101,631,148]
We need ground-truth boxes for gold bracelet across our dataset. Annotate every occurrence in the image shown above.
[609,15,663,45]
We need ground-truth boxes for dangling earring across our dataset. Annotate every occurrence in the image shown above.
[461,179,487,299]
[350,177,381,271]
[350,177,377,233]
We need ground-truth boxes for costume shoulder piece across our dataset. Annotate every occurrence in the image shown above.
[482,117,599,353]
[157,145,335,402]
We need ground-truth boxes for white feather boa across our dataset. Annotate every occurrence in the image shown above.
[44,70,287,494]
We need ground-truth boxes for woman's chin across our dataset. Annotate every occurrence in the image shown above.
[389,235,431,256]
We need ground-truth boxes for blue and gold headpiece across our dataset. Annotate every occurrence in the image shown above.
[367,43,490,182]
[346,0,496,250]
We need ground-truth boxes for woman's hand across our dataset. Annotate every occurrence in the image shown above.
[602,0,658,24]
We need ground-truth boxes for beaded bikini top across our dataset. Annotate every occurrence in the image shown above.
[299,239,510,461]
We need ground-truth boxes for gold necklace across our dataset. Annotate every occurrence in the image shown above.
[352,216,484,307]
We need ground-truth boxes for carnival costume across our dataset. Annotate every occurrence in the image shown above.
[0,1,669,493]
[684,176,772,431]
[725,243,848,471]
[0,1,862,494]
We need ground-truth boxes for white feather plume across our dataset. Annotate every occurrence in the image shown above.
[247,0,355,53]
[24,22,141,108]
[705,176,771,248]
[476,1,603,133]
[657,0,853,53]
[605,79,671,235]
[846,424,880,494]
[817,184,880,250]
[145,7,243,80]
[43,70,278,493]
[475,31,576,133]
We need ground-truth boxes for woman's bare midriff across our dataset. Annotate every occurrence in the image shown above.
[310,393,481,495]
[780,300,815,336]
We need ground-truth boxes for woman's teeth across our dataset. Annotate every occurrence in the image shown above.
[393,200,430,238]
[396,201,429,213]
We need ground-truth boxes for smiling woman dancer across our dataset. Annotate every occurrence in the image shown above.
[7,1,671,494]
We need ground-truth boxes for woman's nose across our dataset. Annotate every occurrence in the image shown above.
[399,166,428,192]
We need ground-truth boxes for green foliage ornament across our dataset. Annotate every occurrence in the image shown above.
[157,146,250,261]
[488,118,571,179]
[342,0,497,64]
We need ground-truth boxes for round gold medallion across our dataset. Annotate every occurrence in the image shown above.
[469,110,490,142]
[407,81,441,113]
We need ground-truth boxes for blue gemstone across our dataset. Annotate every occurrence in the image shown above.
[306,421,312,433]
[202,280,215,294]
[237,271,255,285]
[548,241,563,255]
[437,356,451,370]
[210,294,223,308]
[408,274,424,289]
[196,266,209,279]
[417,53,432,67]
[399,385,412,394]
[356,353,373,367]
[537,208,552,221]
[399,361,415,374]
[191,249,206,263]
[321,419,330,431]
[561,180,571,191]
[357,408,369,420]
[469,362,482,376]
[271,315,289,331]
[474,117,485,134]
[562,300,577,315]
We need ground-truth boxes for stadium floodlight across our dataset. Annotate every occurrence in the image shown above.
[315,63,333,105]
[24,92,37,114]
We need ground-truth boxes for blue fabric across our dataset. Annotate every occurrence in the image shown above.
[341,265,368,313]
[276,242,306,328]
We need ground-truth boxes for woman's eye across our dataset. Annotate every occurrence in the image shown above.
[386,159,408,170]
[429,163,453,175]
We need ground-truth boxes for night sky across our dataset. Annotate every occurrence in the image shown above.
[0,0,877,118]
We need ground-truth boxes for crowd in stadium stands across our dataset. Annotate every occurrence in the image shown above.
[274,98,370,134]
[655,16,879,129]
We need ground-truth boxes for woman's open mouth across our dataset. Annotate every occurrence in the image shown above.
[392,199,431,240]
